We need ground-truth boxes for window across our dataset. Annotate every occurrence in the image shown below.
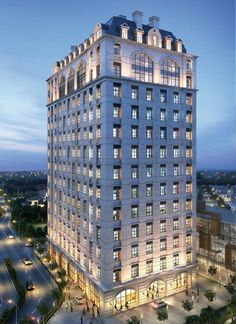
[186,216,192,228]
[146,88,153,101]
[186,164,192,176]
[160,202,166,214]
[131,205,139,218]
[136,31,143,43]
[113,104,121,118]
[173,146,179,158]
[186,76,192,88]
[146,222,153,235]
[131,126,138,138]
[113,166,121,180]
[160,238,167,251]
[186,251,192,264]
[160,164,167,177]
[146,184,153,197]
[146,260,153,274]
[186,181,192,193]
[77,62,86,89]
[131,106,139,119]
[146,241,153,254]
[67,73,75,94]
[173,182,179,194]
[146,108,152,120]
[113,187,120,200]
[173,110,179,122]
[131,224,139,238]
[96,226,101,239]
[146,127,153,139]
[113,146,120,159]
[121,26,128,39]
[186,93,192,106]
[131,244,138,258]
[173,218,179,230]
[160,90,167,103]
[131,186,139,199]
[146,165,152,178]
[173,200,179,213]
[131,146,138,159]
[113,228,120,241]
[113,269,121,283]
[113,207,121,221]
[186,146,192,158]
[186,199,192,211]
[131,165,139,179]
[186,59,192,70]
[173,164,179,176]
[59,76,65,98]
[173,236,179,248]
[161,59,180,87]
[131,264,139,278]
[186,234,192,245]
[160,127,167,140]
[114,43,121,55]
[113,125,120,138]
[186,111,192,123]
[186,129,192,141]
[160,257,167,270]
[131,86,139,100]
[114,62,121,76]
[160,183,166,196]
[146,146,153,159]
[173,92,180,104]
[114,83,121,97]
[160,220,166,233]
[113,249,120,262]
[160,109,166,121]
[146,203,153,216]
[173,254,179,266]
[131,53,153,82]
[160,146,167,159]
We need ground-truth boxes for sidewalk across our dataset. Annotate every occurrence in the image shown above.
[49,275,230,324]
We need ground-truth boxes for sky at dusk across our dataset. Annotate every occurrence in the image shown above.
[0,0,235,171]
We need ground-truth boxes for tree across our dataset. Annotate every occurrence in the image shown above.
[185,315,203,324]
[204,290,215,303]
[200,306,216,324]
[35,227,43,238]
[208,266,217,276]
[226,305,235,323]
[225,283,235,296]
[157,309,168,322]
[37,302,50,318]
[51,287,61,304]
[126,315,140,324]
[182,300,193,313]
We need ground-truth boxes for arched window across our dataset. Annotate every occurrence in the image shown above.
[114,289,137,310]
[161,59,180,87]
[77,62,86,89]
[153,35,157,47]
[59,76,65,98]
[67,71,74,94]
[131,53,153,83]
[114,43,121,55]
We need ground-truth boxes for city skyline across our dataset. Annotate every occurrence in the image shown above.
[0,0,235,171]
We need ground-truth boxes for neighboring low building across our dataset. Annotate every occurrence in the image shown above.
[197,206,236,284]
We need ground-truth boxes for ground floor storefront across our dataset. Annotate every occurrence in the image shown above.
[49,241,197,316]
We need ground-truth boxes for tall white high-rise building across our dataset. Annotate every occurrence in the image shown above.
[47,11,197,315]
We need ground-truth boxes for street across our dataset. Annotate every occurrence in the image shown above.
[0,203,56,323]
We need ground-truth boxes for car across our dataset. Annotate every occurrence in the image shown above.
[8,234,14,239]
[26,281,35,291]
[151,300,168,310]
[74,296,83,305]
[23,258,33,266]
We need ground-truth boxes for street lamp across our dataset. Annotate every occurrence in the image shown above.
[8,299,18,324]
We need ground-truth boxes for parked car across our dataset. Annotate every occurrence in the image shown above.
[26,281,35,291]
[8,234,14,239]
[23,258,33,266]
[74,296,83,305]
[151,300,168,310]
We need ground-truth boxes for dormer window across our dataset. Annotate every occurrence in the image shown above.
[165,36,172,50]
[136,29,143,43]
[121,24,129,39]
[153,35,157,47]
[176,40,183,53]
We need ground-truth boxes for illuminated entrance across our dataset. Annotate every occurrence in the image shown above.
[114,289,137,311]
[147,280,166,299]
[173,273,190,290]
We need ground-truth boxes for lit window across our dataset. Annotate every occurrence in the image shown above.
[131,224,138,238]
[77,62,86,89]
[146,184,153,197]
[186,251,192,264]
[160,164,167,177]
[113,167,120,180]
[173,92,180,104]
[113,269,121,283]
[113,146,120,159]
[131,186,139,199]
[146,203,153,216]
[146,127,153,139]
[186,146,192,158]
[146,108,152,120]
[136,31,143,43]
[186,164,192,176]
[186,111,192,123]
[131,264,139,278]
[121,26,128,39]
[186,76,192,88]
[160,146,167,159]
[173,218,179,230]
[131,86,139,99]
[113,249,120,262]
[173,182,179,194]
[160,127,167,140]
[160,109,166,121]
[113,228,120,241]
[173,236,179,248]
[146,165,153,178]
[160,183,166,196]
[146,88,153,101]
[161,59,180,87]
[113,83,121,97]
[113,62,121,76]
[160,220,166,232]
[186,181,192,193]
[173,200,179,213]
[146,260,153,274]
[173,146,179,158]
[131,244,139,258]
[160,90,167,103]
[131,126,138,138]
[131,165,139,179]
[186,93,192,106]
[146,241,153,254]
[131,146,138,159]
[146,146,153,159]
[186,199,192,211]
[186,216,192,228]
[173,111,179,122]
[132,53,153,82]
[186,234,192,245]
[131,106,139,119]
[113,104,121,118]
[160,257,167,270]
[146,222,153,235]
[186,129,192,141]
[113,207,121,221]
[173,254,179,266]
[113,187,120,200]
[160,202,166,214]
[160,238,167,251]
[131,205,139,218]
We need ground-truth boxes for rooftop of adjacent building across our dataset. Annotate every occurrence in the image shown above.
[198,206,236,225]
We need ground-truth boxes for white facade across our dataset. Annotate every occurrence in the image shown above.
[47,12,197,315]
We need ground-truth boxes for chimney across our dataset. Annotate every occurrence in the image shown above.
[132,11,143,29]
[149,16,160,29]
